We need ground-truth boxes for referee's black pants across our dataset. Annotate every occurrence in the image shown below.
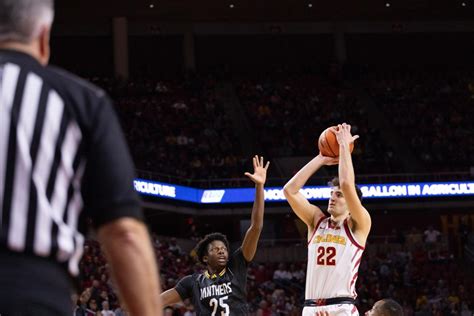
[0,250,74,316]
[0,303,66,316]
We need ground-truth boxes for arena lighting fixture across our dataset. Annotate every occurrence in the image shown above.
[461,2,466,6]
[385,2,391,7]
[149,3,154,9]
[229,3,235,8]
[308,3,313,8]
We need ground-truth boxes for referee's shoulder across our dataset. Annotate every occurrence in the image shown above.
[38,65,116,126]
[45,65,109,101]
[32,66,115,131]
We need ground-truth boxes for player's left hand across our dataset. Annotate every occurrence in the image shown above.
[317,153,339,166]
[245,155,270,185]
[334,123,359,147]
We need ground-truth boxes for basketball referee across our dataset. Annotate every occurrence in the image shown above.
[0,0,163,315]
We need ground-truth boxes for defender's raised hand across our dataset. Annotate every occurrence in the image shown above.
[245,155,270,185]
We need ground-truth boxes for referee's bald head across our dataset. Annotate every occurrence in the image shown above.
[0,0,54,44]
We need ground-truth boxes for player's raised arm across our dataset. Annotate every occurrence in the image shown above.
[283,155,337,232]
[241,156,270,262]
[334,123,371,245]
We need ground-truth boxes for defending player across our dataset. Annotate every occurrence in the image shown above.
[160,156,270,315]
[315,299,404,316]
[283,123,371,316]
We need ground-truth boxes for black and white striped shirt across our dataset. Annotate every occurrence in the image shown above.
[0,49,142,279]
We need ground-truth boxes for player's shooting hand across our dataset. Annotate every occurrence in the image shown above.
[334,123,359,147]
[245,155,270,185]
[315,311,330,316]
[317,153,339,166]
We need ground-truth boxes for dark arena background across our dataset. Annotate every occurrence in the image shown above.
[54,0,474,315]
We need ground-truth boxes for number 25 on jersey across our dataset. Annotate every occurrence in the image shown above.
[316,246,336,266]
[209,295,229,316]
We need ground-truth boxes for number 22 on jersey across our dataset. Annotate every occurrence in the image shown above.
[316,246,336,266]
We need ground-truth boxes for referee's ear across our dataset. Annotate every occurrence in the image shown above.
[37,25,51,66]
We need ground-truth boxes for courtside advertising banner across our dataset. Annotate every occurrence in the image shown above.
[134,179,474,204]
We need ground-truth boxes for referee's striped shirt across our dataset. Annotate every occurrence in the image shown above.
[0,49,143,279]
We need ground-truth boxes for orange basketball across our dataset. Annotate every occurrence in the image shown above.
[318,126,354,157]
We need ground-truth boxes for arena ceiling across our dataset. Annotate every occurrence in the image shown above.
[55,0,473,22]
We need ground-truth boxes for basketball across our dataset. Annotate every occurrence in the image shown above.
[318,126,354,157]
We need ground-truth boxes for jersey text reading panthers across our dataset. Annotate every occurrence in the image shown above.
[176,248,249,315]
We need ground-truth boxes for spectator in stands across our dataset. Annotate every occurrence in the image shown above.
[90,280,102,304]
[101,301,115,316]
[169,237,183,256]
[406,227,423,250]
[114,305,129,316]
[183,304,196,316]
[273,263,292,281]
[254,263,270,284]
[98,290,111,308]
[75,288,92,316]
[460,302,472,316]
[424,226,441,247]
[402,301,414,316]
[256,300,272,316]
[290,263,305,283]
[86,299,99,316]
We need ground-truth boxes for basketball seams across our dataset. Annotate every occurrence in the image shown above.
[319,132,332,157]
[325,129,339,157]
[318,133,328,156]
[324,129,337,157]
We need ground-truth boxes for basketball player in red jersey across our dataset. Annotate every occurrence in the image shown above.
[283,123,371,316]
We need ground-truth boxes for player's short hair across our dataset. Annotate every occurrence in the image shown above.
[195,232,230,265]
[0,0,54,43]
[328,177,363,201]
[378,299,404,316]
